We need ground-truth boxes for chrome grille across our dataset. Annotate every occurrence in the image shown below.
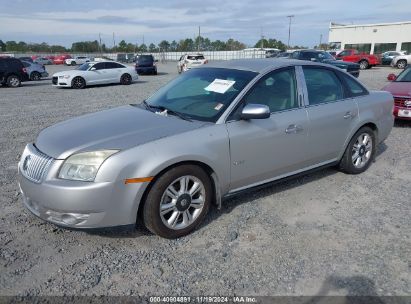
[21,144,53,183]
[394,96,411,108]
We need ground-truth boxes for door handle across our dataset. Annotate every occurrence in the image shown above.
[343,111,353,119]
[285,124,303,134]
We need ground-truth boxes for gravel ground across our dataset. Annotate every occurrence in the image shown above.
[0,63,410,297]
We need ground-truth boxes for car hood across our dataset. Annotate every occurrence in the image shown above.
[382,82,411,97]
[323,59,359,68]
[52,70,85,77]
[36,105,207,159]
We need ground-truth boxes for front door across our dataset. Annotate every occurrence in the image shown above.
[226,67,310,192]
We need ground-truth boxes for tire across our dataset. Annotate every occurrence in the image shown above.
[153,69,158,75]
[143,165,212,238]
[6,75,21,88]
[71,61,76,66]
[359,60,369,70]
[339,126,376,174]
[30,71,41,81]
[71,76,86,89]
[397,60,407,69]
[120,73,132,85]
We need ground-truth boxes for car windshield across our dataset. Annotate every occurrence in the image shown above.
[77,63,93,71]
[395,68,411,82]
[144,68,257,122]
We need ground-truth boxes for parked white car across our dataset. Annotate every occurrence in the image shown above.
[391,53,411,69]
[52,61,138,89]
[177,54,208,73]
[65,56,91,66]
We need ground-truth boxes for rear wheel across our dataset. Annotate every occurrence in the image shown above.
[71,61,76,66]
[143,165,212,238]
[71,76,86,89]
[6,75,21,87]
[120,73,132,85]
[339,127,375,174]
[397,60,407,69]
[359,60,369,70]
[30,71,41,81]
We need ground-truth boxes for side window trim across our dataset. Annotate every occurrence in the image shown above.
[226,66,301,121]
[301,65,351,107]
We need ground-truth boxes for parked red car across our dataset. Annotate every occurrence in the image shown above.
[53,54,71,65]
[382,67,411,120]
[336,49,380,70]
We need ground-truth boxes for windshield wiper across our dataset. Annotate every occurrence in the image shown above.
[141,101,192,121]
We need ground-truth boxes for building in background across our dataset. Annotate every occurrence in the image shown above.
[328,21,411,54]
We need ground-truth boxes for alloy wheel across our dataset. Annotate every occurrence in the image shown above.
[159,175,206,230]
[351,133,373,169]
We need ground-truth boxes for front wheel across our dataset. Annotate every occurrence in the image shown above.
[71,76,86,89]
[339,127,375,174]
[397,60,407,69]
[71,61,76,66]
[143,165,212,238]
[120,73,132,85]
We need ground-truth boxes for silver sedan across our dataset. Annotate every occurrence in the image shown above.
[18,59,394,238]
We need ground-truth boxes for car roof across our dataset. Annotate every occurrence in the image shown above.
[203,58,326,73]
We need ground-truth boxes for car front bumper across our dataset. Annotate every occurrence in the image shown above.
[41,72,49,78]
[18,145,148,229]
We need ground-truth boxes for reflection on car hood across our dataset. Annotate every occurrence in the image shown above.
[323,59,360,68]
[52,70,88,77]
[36,105,207,159]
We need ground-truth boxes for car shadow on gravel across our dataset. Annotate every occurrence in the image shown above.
[305,275,385,303]
[394,120,411,128]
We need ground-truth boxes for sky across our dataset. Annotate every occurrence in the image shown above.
[0,0,411,48]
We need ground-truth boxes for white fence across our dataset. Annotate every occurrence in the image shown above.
[4,50,268,62]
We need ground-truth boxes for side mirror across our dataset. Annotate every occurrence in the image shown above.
[90,67,96,71]
[310,58,317,62]
[387,73,396,81]
[155,59,159,62]
[241,104,270,120]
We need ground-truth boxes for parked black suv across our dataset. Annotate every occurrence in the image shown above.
[290,50,361,78]
[135,55,157,75]
[0,57,29,87]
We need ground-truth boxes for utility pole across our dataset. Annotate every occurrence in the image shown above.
[319,34,323,49]
[198,26,201,52]
[112,32,116,49]
[287,15,294,49]
[260,27,265,49]
[99,33,102,55]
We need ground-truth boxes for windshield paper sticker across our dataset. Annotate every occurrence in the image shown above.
[205,79,235,94]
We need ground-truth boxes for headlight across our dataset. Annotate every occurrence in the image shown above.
[59,150,119,182]
[59,75,71,79]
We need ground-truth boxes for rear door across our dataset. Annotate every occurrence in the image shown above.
[226,67,310,191]
[0,60,6,82]
[104,62,126,83]
[300,66,359,165]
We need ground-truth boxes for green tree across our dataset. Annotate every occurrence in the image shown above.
[118,40,128,52]
[5,41,18,52]
[158,40,170,52]
[0,40,6,51]
[170,40,178,51]
[148,43,157,52]
[139,43,148,52]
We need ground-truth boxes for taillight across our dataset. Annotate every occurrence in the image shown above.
[22,67,27,73]
[204,60,208,64]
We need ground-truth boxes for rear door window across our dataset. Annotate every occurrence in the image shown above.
[338,72,368,97]
[302,67,344,105]
[105,62,125,69]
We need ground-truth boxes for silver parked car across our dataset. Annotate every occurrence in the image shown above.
[21,61,49,80]
[18,59,394,238]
